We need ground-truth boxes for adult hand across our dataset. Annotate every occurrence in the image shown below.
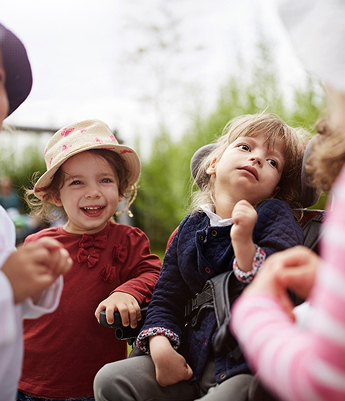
[242,246,320,319]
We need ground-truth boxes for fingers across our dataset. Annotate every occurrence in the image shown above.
[279,264,317,299]
[95,292,141,328]
[50,248,73,276]
[118,302,140,328]
[265,246,316,269]
[36,237,64,250]
[94,304,104,324]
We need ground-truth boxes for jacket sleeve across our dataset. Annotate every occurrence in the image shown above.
[253,199,304,256]
[138,216,194,348]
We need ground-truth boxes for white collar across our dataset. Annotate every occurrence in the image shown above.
[201,204,233,227]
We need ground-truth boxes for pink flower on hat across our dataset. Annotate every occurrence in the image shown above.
[48,157,54,167]
[120,150,133,154]
[80,129,86,133]
[95,137,102,143]
[109,135,117,142]
[60,127,74,137]
[62,144,72,151]
[34,185,47,192]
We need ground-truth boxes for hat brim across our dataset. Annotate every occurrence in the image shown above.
[34,143,141,198]
[0,23,32,116]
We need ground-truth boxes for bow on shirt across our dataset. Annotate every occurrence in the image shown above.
[77,234,107,268]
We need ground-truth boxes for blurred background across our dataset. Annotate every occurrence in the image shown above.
[0,0,326,256]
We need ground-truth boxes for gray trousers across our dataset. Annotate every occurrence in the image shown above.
[94,354,252,401]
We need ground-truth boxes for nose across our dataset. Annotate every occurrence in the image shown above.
[84,185,101,199]
[250,156,261,166]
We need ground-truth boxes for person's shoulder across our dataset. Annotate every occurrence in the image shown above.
[256,198,298,223]
[107,221,150,240]
[257,198,291,213]
[25,226,60,242]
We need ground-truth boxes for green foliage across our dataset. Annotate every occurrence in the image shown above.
[0,133,46,213]
[134,42,325,252]
[0,43,326,253]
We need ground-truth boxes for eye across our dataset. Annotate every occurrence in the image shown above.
[267,159,278,168]
[238,144,250,151]
[70,180,82,185]
[101,178,113,183]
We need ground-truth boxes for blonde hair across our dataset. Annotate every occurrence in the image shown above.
[307,88,345,192]
[25,149,137,223]
[191,113,308,213]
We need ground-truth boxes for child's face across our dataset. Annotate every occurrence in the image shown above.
[0,48,9,128]
[53,151,122,235]
[207,135,285,206]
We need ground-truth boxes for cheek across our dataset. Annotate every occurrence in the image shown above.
[0,89,9,125]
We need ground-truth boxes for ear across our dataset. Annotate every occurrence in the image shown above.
[51,192,63,207]
[271,186,280,198]
[206,157,217,176]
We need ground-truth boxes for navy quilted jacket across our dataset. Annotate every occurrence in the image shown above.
[141,199,304,384]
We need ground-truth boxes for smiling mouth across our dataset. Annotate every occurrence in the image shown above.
[81,206,105,215]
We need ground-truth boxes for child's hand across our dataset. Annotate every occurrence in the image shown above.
[241,246,320,319]
[95,291,141,328]
[149,335,193,387]
[2,237,72,304]
[231,200,257,244]
[230,200,257,272]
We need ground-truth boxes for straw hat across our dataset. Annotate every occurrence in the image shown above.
[34,119,141,198]
[0,23,32,116]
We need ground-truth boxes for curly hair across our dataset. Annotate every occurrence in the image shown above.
[190,113,309,214]
[306,119,345,192]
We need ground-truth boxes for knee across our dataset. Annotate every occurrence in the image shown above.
[94,363,116,401]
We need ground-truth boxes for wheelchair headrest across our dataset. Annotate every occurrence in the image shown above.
[190,136,321,208]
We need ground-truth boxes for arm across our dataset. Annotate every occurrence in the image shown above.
[0,271,17,346]
[149,335,193,387]
[232,199,304,283]
[95,227,161,328]
[231,200,258,272]
[231,181,345,401]
[2,237,72,305]
[137,217,195,348]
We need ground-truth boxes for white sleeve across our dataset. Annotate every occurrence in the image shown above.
[22,276,64,319]
[0,271,17,346]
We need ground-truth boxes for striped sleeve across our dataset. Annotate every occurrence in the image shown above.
[230,168,345,401]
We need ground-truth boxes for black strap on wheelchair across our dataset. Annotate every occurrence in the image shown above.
[184,286,213,322]
[302,210,324,254]
[184,270,245,361]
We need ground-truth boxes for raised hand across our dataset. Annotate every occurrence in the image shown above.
[231,200,258,272]
[2,237,72,304]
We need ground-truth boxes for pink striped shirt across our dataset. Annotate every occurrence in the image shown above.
[231,167,345,401]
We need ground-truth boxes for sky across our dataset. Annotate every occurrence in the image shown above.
[1,0,309,158]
